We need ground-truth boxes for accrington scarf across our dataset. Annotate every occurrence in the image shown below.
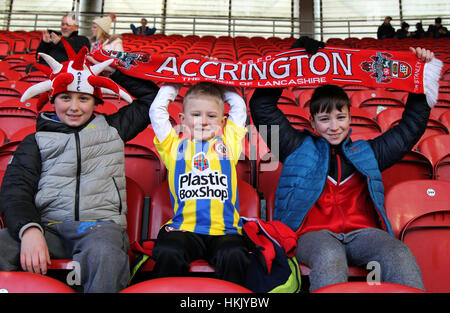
[92,46,442,106]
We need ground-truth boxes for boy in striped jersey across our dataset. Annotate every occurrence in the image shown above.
[149,82,250,285]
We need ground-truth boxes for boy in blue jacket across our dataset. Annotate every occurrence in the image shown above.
[250,42,442,291]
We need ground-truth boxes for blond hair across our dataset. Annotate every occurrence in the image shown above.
[183,82,225,113]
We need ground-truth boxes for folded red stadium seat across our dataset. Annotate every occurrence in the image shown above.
[124,127,166,197]
[439,110,450,132]
[377,107,449,150]
[48,176,148,270]
[121,277,252,293]
[419,134,450,182]
[313,281,425,293]
[351,89,404,116]
[264,186,368,278]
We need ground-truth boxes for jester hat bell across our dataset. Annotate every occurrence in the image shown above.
[20,38,132,106]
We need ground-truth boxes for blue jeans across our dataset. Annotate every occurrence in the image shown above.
[296,228,424,291]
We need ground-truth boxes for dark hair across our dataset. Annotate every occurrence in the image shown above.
[435,17,442,24]
[183,82,225,112]
[309,84,350,117]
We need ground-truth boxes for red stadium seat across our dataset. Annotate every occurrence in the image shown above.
[120,277,252,293]
[93,101,119,115]
[256,152,282,202]
[377,107,448,149]
[7,125,35,142]
[349,107,382,133]
[350,89,404,117]
[381,151,433,192]
[124,127,166,197]
[140,179,260,272]
[278,88,298,106]
[419,134,450,182]
[278,105,312,131]
[4,53,35,65]
[47,176,147,270]
[0,127,6,147]
[0,271,75,293]
[312,281,425,293]
[295,88,315,108]
[19,70,49,83]
[0,139,21,172]
[236,153,254,185]
[0,80,33,104]
[350,130,380,141]
[0,114,36,139]
[439,110,450,133]
[431,99,450,119]
[385,180,450,292]
[0,69,21,81]
[0,170,3,228]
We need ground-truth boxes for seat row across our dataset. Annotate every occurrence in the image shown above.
[1,178,448,292]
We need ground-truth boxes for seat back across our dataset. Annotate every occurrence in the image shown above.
[0,271,75,293]
[349,106,382,134]
[47,176,147,270]
[125,128,166,197]
[312,281,425,293]
[257,152,282,202]
[439,110,450,133]
[120,277,252,293]
[0,127,6,147]
[0,115,36,139]
[125,176,145,246]
[385,179,450,292]
[351,89,404,116]
[419,134,450,181]
[381,151,433,192]
[0,169,4,228]
[265,182,368,277]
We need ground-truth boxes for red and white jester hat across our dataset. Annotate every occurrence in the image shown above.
[20,38,132,106]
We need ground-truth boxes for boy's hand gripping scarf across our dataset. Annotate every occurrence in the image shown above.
[93,46,443,107]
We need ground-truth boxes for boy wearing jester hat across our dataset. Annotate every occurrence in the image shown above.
[0,39,159,293]
[149,82,250,286]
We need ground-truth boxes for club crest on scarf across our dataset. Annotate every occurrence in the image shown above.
[101,49,150,70]
[20,38,132,107]
[360,51,412,84]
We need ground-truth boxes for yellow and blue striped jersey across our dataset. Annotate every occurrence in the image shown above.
[154,120,247,235]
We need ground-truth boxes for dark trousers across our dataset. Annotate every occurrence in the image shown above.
[152,227,250,286]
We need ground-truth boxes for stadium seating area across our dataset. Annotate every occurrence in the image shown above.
[0,29,449,293]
